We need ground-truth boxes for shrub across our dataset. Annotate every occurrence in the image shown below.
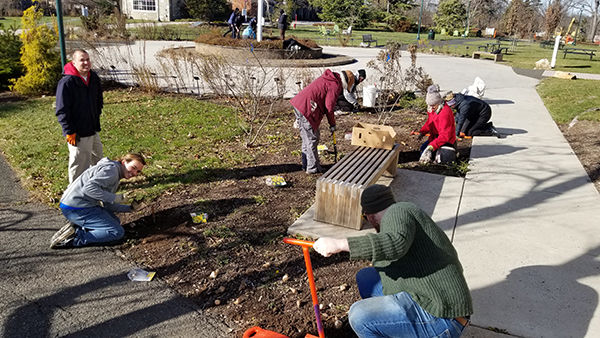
[186,0,230,21]
[11,6,62,95]
[387,14,416,32]
[195,29,319,49]
[0,24,24,90]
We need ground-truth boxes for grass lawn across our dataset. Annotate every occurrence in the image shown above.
[536,78,600,123]
[425,39,600,74]
[0,16,79,29]
[0,90,247,203]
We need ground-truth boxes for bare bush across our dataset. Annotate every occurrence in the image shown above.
[367,42,432,124]
[191,51,288,147]
[366,42,407,124]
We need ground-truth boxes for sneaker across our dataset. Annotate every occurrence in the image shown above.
[51,222,74,243]
[50,223,77,249]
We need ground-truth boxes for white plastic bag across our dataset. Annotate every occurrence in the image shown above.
[461,77,486,98]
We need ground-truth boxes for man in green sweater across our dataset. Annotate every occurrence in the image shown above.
[313,184,473,337]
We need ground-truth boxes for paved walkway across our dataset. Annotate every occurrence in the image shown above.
[0,157,232,336]
[290,47,600,337]
[1,44,599,337]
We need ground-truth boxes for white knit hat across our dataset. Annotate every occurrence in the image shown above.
[425,84,442,106]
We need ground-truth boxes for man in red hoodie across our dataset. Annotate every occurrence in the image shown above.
[290,69,341,174]
[55,49,104,183]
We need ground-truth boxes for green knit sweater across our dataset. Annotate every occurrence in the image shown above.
[347,202,473,318]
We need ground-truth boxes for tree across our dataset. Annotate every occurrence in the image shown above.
[308,0,373,28]
[544,0,563,36]
[185,0,230,21]
[434,0,467,33]
[580,0,599,41]
[501,0,541,37]
[10,5,61,95]
[0,24,24,90]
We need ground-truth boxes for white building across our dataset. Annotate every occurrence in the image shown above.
[120,0,185,21]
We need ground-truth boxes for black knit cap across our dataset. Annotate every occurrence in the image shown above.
[358,69,366,80]
[361,184,395,214]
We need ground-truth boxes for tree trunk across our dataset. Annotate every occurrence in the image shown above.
[589,0,599,42]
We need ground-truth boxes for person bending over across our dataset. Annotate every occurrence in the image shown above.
[446,93,499,138]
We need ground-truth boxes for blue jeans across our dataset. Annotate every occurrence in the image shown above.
[61,207,124,247]
[350,267,466,337]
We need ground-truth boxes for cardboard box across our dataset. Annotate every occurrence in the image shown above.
[351,122,397,150]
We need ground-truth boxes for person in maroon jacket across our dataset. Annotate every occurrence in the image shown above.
[290,69,342,174]
[418,84,457,164]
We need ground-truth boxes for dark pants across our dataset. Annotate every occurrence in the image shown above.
[464,106,492,136]
[223,24,237,38]
[336,97,354,112]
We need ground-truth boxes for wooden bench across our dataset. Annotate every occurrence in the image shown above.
[563,48,596,60]
[540,40,564,49]
[314,144,400,230]
[472,51,503,62]
[362,34,378,47]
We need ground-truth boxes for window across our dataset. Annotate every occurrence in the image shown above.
[133,0,156,11]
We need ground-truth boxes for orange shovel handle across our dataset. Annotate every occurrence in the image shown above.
[283,238,325,338]
[283,238,314,248]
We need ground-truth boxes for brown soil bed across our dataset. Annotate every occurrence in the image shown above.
[117,100,473,337]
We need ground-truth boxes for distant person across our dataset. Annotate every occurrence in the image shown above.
[234,11,244,39]
[418,84,456,164]
[223,8,240,38]
[278,9,288,40]
[290,69,343,174]
[241,17,257,39]
[335,69,366,115]
[55,49,104,183]
[313,184,473,337]
[446,93,500,138]
[50,153,145,249]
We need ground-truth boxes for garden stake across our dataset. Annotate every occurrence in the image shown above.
[331,131,337,163]
[283,238,325,338]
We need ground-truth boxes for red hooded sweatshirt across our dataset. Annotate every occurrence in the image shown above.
[290,69,342,131]
[63,62,90,85]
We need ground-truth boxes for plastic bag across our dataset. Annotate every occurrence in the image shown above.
[127,268,155,282]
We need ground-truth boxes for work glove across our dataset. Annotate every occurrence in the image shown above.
[329,125,336,132]
[66,133,77,146]
[419,145,434,164]
[114,192,132,204]
[130,200,142,211]
[313,237,349,257]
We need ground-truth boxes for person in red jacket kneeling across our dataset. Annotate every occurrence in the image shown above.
[418,84,457,164]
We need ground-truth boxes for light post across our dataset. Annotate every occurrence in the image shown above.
[416,0,424,40]
[55,0,67,67]
[464,0,471,37]
[573,6,583,46]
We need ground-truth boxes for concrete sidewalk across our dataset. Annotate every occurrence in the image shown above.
[289,49,600,337]
[0,155,233,336]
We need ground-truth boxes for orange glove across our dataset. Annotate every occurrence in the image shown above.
[459,132,466,138]
[66,133,77,146]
